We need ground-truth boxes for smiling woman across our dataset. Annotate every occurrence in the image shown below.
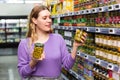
[17,4,87,80]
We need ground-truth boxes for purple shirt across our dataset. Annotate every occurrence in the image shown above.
[17,33,75,79]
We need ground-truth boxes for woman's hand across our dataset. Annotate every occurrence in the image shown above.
[73,32,87,48]
[71,32,87,59]
[32,52,45,62]
[29,52,45,69]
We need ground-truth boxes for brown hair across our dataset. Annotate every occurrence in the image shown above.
[26,5,50,46]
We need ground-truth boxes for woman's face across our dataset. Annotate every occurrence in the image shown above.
[33,9,52,32]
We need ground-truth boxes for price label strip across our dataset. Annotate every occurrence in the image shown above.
[100,60,108,68]
[109,28,116,34]
[81,10,85,14]
[80,52,85,58]
[108,5,114,11]
[77,51,80,56]
[85,9,91,14]
[107,63,114,70]
[84,54,88,59]
[86,27,90,32]
[95,28,100,32]
[92,8,99,13]
[114,4,120,10]
[98,6,108,12]
[113,65,119,73]
[69,69,79,79]
[95,59,101,65]
[88,56,96,63]
[74,11,79,15]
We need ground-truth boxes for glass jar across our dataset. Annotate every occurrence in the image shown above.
[74,29,87,43]
[33,43,44,59]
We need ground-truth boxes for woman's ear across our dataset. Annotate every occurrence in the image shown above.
[32,18,37,24]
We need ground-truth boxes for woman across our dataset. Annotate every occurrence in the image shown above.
[17,5,87,80]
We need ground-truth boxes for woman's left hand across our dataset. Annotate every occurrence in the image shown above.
[73,32,87,48]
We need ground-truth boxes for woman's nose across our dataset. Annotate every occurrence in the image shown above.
[47,18,52,22]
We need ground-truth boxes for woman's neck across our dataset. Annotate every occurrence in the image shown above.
[35,31,50,44]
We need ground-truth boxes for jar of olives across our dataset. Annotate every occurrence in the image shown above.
[33,43,44,59]
[74,29,86,43]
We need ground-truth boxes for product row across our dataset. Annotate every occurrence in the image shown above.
[0,19,27,43]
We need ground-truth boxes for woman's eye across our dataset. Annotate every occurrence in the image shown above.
[43,17,47,20]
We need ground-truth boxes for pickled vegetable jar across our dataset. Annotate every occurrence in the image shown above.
[33,43,44,59]
[74,29,86,42]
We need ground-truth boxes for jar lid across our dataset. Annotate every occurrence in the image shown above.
[35,43,44,47]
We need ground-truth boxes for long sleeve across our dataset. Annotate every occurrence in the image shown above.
[17,39,36,78]
[60,35,75,70]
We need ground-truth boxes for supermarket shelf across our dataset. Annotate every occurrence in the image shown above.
[95,27,120,35]
[61,73,69,80]
[52,3,120,18]
[77,51,120,73]
[67,47,120,74]
[0,17,27,48]
[53,25,76,31]
[0,42,19,48]
[53,25,120,35]
[69,69,85,80]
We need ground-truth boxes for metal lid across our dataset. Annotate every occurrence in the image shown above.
[35,43,44,47]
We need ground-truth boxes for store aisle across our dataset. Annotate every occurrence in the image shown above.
[0,55,20,80]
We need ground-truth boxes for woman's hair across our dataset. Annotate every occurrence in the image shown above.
[26,5,50,46]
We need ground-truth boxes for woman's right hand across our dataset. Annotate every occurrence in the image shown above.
[33,52,45,61]
[30,52,45,69]
[32,52,45,62]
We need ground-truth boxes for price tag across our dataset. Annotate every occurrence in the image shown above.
[69,70,72,74]
[78,11,81,15]
[85,10,88,14]
[100,60,108,68]
[95,59,101,65]
[86,27,89,31]
[92,8,98,13]
[69,32,72,37]
[69,40,72,46]
[107,63,114,70]
[58,26,60,29]
[57,17,60,23]
[61,14,64,17]
[55,30,58,34]
[99,6,107,12]
[89,56,96,63]
[80,52,85,58]
[95,28,100,32]
[108,5,114,11]
[60,26,63,29]
[81,10,85,14]
[62,26,65,29]
[77,51,81,56]
[109,28,115,34]
[69,70,78,79]
[114,4,120,10]
[59,14,61,17]
[117,67,120,74]
[99,7,103,12]
[64,31,66,36]
[64,13,67,16]
[75,11,79,15]
[66,27,69,30]
[113,65,119,73]
[84,54,88,59]
[86,9,91,14]
[68,27,71,30]
[68,12,72,16]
